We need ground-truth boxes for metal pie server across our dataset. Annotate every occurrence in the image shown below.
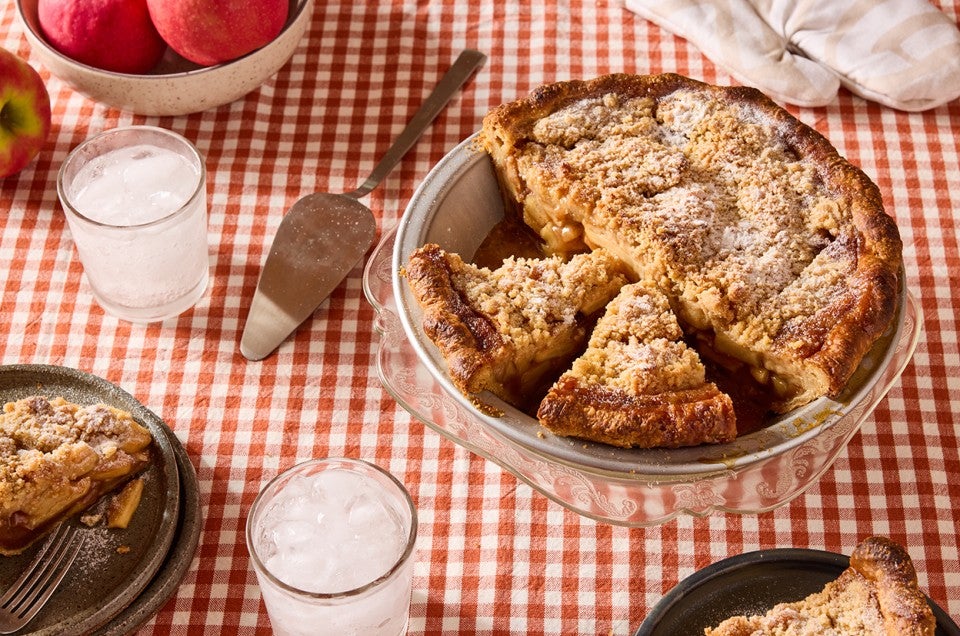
[240,49,486,360]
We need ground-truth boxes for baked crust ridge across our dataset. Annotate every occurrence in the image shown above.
[538,379,736,449]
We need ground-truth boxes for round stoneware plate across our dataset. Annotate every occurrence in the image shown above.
[635,547,960,635]
[0,364,181,635]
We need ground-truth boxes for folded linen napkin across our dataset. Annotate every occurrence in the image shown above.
[624,0,960,110]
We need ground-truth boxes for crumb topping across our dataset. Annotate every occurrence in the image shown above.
[451,248,626,351]
[524,88,849,342]
[564,282,705,394]
[706,570,890,635]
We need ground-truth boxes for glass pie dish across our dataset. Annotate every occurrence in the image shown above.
[363,135,922,527]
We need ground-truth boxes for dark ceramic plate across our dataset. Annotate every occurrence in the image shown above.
[0,365,181,635]
[635,547,959,635]
[95,419,201,635]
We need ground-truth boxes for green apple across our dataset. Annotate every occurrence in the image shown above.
[0,47,51,179]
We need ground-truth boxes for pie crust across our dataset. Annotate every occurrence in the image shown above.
[704,536,936,635]
[1,396,153,556]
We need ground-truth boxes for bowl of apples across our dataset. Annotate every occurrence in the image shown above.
[16,0,312,115]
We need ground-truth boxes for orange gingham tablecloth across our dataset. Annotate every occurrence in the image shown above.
[2,1,959,633]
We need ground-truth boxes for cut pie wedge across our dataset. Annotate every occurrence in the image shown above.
[538,281,736,448]
[1,396,153,556]
[404,243,627,409]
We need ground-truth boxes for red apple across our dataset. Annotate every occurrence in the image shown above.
[0,48,51,178]
[37,0,167,74]
[146,0,289,66]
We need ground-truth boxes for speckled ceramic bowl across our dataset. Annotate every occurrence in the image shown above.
[16,0,312,116]
[363,135,922,526]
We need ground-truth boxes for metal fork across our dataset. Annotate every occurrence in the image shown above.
[0,525,84,634]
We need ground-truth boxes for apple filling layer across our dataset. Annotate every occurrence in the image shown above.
[1,396,153,556]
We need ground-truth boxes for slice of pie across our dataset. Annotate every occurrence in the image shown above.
[1,396,153,556]
[538,281,736,448]
[704,536,936,636]
[481,73,902,414]
[403,243,627,409]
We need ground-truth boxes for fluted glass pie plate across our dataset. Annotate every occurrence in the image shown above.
[364,135,922,526]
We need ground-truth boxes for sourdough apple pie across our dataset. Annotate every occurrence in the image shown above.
[0,396,153,555]
[406,73,902,449]
[705,537,935,635]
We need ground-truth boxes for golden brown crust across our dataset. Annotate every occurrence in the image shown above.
[704,537,935,636]
[481,73,902,413]
[538,379,736,448]
[403,243,506,396]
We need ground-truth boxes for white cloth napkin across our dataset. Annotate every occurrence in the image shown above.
[625,0,960,110]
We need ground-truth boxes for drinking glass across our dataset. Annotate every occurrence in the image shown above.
[57,125,209,323]
[246,458,418,636]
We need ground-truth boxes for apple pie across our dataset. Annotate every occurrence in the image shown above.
[405,73,901,449]
[481,73,901,415]
[538,281,736,448]
[704,536,936,635]
[0,395,153,556]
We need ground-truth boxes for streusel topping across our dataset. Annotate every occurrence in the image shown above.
[527,89,845,343]
[451,248,626,350]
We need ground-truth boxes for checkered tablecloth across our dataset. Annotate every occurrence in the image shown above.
[2,1,958,633]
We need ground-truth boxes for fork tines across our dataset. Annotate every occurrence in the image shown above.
[0,524,84,633]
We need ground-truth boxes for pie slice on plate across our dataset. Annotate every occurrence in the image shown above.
[704,536,935,635]
[1,396,153,556]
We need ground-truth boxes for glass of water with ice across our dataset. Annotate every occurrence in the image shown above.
[57,125,209,323]
[246,458,418,636]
